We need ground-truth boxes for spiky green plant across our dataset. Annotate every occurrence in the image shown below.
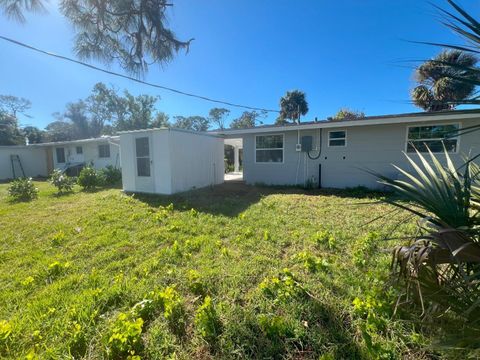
[373,148,480,326]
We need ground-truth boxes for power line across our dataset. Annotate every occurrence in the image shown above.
[0,34,280,113]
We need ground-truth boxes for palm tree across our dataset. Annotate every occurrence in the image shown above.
[411,50,478,111]
[278,90,309,124]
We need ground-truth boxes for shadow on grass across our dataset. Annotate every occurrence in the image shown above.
[132,182,395,217]
[223,297,363,358]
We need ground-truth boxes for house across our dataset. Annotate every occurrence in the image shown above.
[119,128,224,194]
[213,109,480,189]
[0,137,119,180]
[1,109,479,193]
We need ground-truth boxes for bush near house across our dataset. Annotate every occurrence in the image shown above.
[99,165,122,186]
[0,181,471,358]
[7,177,38,201]
[77,166,105,190]
[49,169,76,194]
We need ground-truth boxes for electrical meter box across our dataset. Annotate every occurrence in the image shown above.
[301,136,313,152]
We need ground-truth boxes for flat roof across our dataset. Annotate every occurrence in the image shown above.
[212,108,480,136]
[118,127,222,138]
[33,136,120,147]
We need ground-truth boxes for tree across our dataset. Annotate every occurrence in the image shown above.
[0,95,31,117]
[64,101,90,139]
[208,108,230,130]
[120,93,159,131]
[1,0,193,76]
[151,112,171,128]
[86,83,116,137]
[230,111,266,129]
[172,116,210,131]
[279,90,308,124]
[0,111,23,145]
[22,126,44,144]
[330,108,365,121]
[0,95,31,145]
[44,120,75,142]
[411,50,478,111]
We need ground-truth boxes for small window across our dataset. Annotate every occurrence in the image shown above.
[255,134,283,163]
[136,137,150,177]
[328,130,346,147]
[56,147,65,163]
[407,124,459,153]
[76,146,83,154]
[98,144,110,158]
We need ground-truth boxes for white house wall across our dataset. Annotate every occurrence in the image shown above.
[241,118,480,189]
[152,130,173,194]
[51,141,120,170]
[119,135,136,192]
[0,146,48,180]
[168,130,224,194]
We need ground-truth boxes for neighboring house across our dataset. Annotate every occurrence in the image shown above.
[0,144,49,180]
[213,109,480,189]
[0,136,119,180]
[47,137,120,174]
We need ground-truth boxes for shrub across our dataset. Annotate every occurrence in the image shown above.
[8,178,38,201]
[99,166,122,186]
[49,169,75,194]
[77,166,103,190]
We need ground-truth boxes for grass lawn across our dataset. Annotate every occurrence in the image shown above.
[0,181,437,359]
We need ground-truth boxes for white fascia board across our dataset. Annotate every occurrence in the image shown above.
[215,113,480,136]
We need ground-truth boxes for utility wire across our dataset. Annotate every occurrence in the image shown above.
[0,34,280,113]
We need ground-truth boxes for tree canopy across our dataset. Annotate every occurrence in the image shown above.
[172,116,210,132]
[230,111,266,129]
[1,0,192,76]
[278,90,308,124]
[411,50,478,111]
[330,108,365,121]
[208,108,230,130]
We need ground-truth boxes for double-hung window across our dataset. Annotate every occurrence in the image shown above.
[98,144,110,158]
[406,124,459,153]
[328,130,346,147]
[255,134,284,163]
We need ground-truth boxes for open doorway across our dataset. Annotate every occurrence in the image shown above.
[224,138,243,182]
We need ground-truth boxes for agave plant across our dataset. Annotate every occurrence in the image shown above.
[373,148,480,324]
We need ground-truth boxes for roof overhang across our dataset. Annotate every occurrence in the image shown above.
[34,136,120,147]
[212,111,480,137]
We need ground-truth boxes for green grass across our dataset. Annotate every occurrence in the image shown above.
[0,181,432,359]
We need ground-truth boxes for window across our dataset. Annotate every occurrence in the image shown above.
[98,144,110,158]
[136,137,150,177]
[255,134,284,163]
[76,146,83,154]
[407,124,459,153]
[56,147,65,163]
[328,130,346,147]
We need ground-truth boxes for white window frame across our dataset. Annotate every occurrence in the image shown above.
[254,133,284,164]
[98,144,111,158]
[405,123,460,154]
[56,147,66,163]
[328,130,347,147]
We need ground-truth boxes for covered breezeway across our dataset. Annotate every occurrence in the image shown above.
[224,138,243,182]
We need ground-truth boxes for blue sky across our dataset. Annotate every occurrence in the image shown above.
[1,0,479,129]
